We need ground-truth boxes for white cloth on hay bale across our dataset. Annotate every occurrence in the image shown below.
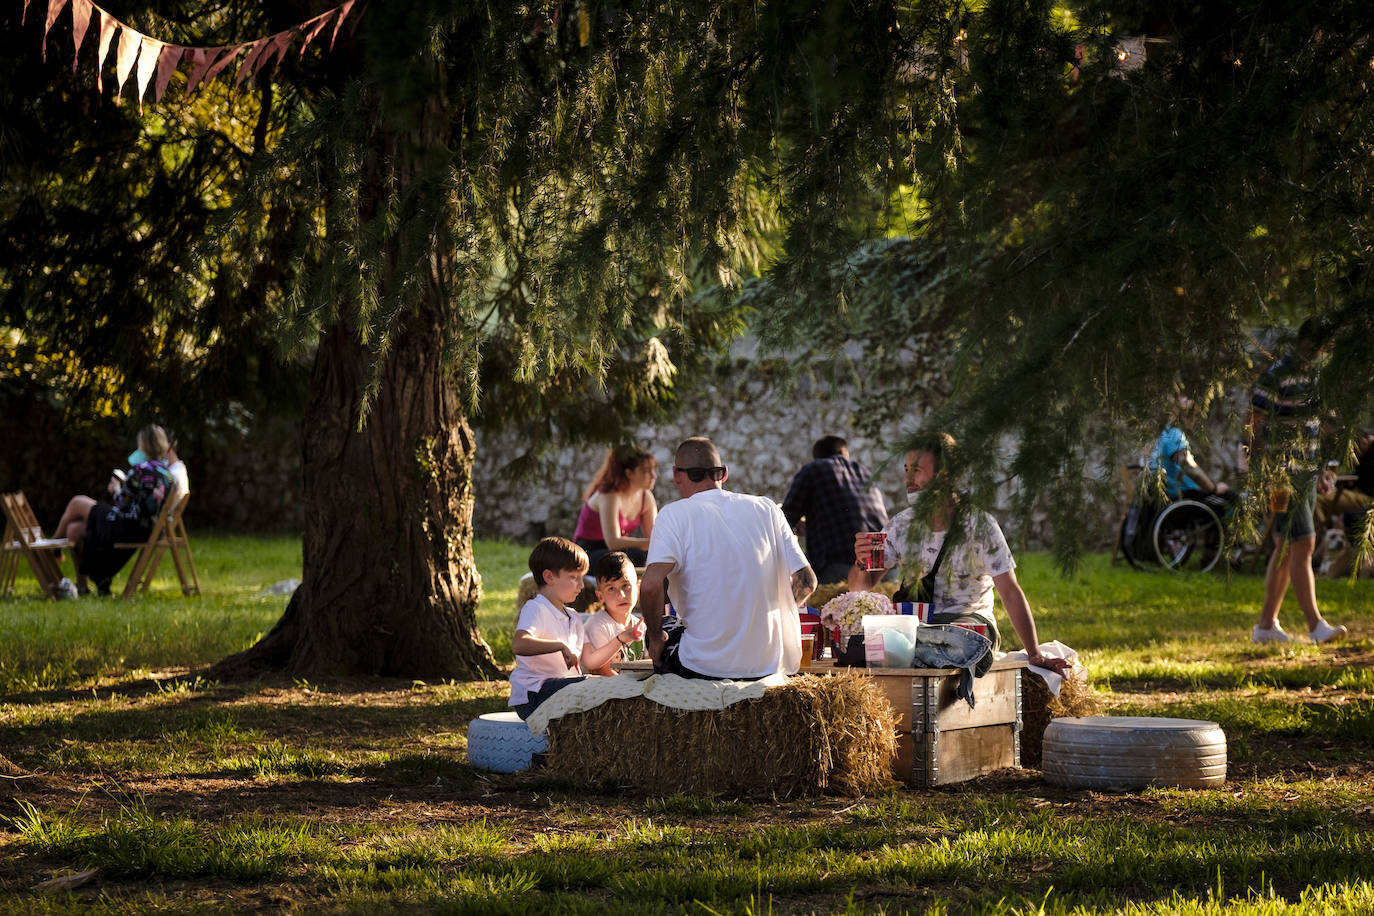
[1001,639,1080,695]
[524,672,791,737]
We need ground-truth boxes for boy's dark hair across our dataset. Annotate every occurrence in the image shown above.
[812,435,847,460]
[529,536,589,582]
[592,551,634,584]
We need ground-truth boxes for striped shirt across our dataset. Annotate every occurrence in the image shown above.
[1251,354,1321,467]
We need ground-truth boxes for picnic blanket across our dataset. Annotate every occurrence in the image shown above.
[525,672,791,738]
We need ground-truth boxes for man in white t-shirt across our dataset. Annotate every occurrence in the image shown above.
[848,432,1069,675]
[640,437,817,679]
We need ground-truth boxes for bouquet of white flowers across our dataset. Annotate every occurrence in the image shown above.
[819,590,892,637]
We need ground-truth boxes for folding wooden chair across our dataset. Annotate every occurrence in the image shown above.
[116,490,201,598]
[1,491,72,600]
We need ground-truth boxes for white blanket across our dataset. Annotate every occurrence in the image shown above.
[524,672,791,738]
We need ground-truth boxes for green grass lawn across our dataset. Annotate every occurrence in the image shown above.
[2,534,1372,914]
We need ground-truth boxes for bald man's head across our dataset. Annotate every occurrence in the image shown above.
[675,437,721,468]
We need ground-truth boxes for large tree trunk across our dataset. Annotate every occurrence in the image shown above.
[213,70,500,680]
[212,306,500,680]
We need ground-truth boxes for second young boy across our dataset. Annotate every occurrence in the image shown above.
[582,551,645,676]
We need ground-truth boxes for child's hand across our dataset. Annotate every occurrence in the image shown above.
[560,643,579,671]
[622,619,644,643]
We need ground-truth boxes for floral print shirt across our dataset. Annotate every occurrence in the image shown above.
[883,507,1015,621]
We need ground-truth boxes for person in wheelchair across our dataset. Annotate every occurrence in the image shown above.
[1147,422,1237,514]
[1121,414,1238,573]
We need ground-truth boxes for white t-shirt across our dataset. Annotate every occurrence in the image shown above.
[884,507,1015,621]
[168,459,190,497]
[647,488,809,678]
[509,593,587,706]
[584,609,643,661]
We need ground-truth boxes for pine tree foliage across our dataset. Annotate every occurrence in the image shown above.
[266,0,927,416]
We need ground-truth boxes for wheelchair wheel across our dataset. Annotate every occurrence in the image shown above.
[1119,504,1153,571]
[1151,499,1224,573]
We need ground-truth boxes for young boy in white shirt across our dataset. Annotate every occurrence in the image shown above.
[582,552,645,676]
[509,537,591,719]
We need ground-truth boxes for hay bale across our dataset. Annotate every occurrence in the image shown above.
[514,575,540,621]
[545,672,898,797]
[1020,669,1102,768]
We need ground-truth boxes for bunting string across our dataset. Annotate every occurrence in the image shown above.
[20,0,361,108]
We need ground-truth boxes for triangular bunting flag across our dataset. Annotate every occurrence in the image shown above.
[299,10,335,57]
[26,0,365,103]
[134,36,164,108]
[201,42,246,87]
[330,0,355,49]
[114,24,142,99]
[42,0,70,57]
[154,45,184,101]
[255,30,295,78]
[182,47,218,94]
[71,0,94,71]
[95,9,118,92]
[233,39,268,86]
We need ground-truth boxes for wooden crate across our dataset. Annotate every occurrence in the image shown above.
[817,658,1025,787]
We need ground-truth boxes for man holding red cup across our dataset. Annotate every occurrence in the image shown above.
[848,432,1069,675]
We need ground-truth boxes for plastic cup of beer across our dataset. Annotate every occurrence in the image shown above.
[1270,487,1291,514]
[800,635,815,669]
[859,532,887,571]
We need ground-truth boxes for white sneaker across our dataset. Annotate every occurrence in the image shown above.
[1309,620,1348,644]
[1251,624,1293,644]
[56,577,79,600]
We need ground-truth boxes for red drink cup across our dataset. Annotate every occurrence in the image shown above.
[859,532,887,571]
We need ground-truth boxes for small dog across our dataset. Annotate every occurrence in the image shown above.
[1318,525,1374,578]
[1316,527,1347,578]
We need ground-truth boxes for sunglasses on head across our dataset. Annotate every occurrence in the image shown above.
[674,465,726,483]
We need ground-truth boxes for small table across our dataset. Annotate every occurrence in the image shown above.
[612,657,1026,787]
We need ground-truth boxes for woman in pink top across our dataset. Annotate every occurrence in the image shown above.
[573,445,659,567]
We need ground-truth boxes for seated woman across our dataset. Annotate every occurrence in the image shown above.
[53,425,175,596]
[573,445,658,568]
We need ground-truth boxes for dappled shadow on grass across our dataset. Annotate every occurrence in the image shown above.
[8,773,1374,915]
[1,668,513,708]
[2,692,509,751]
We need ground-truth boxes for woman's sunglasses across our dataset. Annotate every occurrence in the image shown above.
[674,465,726,483]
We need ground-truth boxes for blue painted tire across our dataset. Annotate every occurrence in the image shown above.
[467,711,548,773]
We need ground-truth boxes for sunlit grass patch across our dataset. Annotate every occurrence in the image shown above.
[162,708,262,746]
[223,741,347,780]
[643,794,751,818]
[352,750,479,788]
[612,819,694,848]
[8,798,329,880]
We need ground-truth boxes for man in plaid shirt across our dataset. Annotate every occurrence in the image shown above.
[782,436,889,585]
